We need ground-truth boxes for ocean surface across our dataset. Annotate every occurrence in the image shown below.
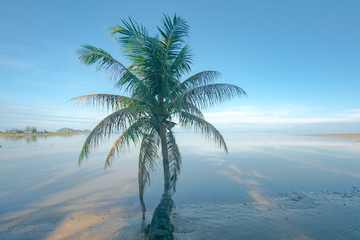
[0,133,359,239]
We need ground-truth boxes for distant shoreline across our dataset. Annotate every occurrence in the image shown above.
[301,133,360,138]
[0,132,88,137]
[1,132,359,138]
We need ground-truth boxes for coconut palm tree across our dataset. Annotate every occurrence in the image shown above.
[72,15,246,239]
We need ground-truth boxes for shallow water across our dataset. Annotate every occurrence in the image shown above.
[0,133,359,239]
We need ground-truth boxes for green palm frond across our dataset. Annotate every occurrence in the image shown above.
[78,106,147,165]
[104,117,151,169]
[169,100,204,118]
[139,37,168,92]
[112,26,169,99]
[138,128,160,218]
[170,71,221,101]
[178,111,228,152]
[76,44,128,81]
[108,18,149,63]
[169,44,192,78]
[180,71,222,89]
[70,94,141,111]
[167,130,181,191]
[180,83,247,110]
[158,14,189,59]
[76,45,146,94]
[113,64,149,99]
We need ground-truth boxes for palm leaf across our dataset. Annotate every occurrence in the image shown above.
[112,24,169,99]
[169,100,204,118]
[113,64,148,99]
[78,106,146,165]
[158,14,189,59]
[76,44,128,81]
[108,18,149,63]
[180,83,247,110]
[104,117,151,169]
[70,94,141,111]
[178,111,228,152]
[179,71,221,89]
[169,44,192,78]
[138,128,160,218]
[167,130,181,191]
[76,45,148,95]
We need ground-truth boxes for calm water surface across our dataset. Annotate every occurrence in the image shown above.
[0,133,359,239]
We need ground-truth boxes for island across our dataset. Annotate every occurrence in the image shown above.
[0,126,90,137]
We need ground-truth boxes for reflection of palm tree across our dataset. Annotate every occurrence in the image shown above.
[72,15,246,239]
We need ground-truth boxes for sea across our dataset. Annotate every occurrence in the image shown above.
[0,133,359,239]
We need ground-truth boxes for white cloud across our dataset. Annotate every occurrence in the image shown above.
[2,101,359,133]
[204,105,360,125]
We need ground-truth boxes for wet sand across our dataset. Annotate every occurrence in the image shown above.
[173,189,360,240]
[1,189,360,240]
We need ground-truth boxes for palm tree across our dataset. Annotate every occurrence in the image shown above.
[72,15,246,239]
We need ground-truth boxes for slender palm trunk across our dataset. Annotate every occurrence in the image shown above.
[159,124,171,193]
[148,124,174,240]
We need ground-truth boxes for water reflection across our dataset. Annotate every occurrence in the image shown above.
[0,134,142,237]
[2,135,39,143]
[1,134,80,144]
[0,133,359,239]
[175,133,360,206]
[171,134,360,240]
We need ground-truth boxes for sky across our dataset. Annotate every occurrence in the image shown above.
[0,0,359,133]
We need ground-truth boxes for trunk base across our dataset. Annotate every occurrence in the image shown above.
[148,191,174,240]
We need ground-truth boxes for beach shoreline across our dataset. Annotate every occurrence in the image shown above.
[301,133,360,138]
[1,189,359,240]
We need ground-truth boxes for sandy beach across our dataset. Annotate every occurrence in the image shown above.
[1,189,360,240]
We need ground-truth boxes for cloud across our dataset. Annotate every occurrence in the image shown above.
[2,101,360,133]
[204,106,360,125]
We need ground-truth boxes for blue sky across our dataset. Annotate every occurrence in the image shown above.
[0,0,359,133]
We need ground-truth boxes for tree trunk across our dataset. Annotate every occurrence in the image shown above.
[159,124,171,192]
[148,190,173,240]
[148,124,174,240]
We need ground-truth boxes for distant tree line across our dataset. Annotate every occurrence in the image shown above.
[4,126,51,134]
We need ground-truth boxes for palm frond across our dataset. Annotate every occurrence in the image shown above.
[78,106,147,165]
[70,94,141,111]
[178,111,228,152]
[76,44,128,82]
[76,45,149,97]
[112,25,169,99]
[139,37,169,95]
[167,130,181,191]
[177,71,221,91]
[169,44,192,78]
[158,14,189,59]
[180,83,247,110]
[104,117,151,168]
[138,128,160,218]
[169,100,204,118]
[108,18,149,63]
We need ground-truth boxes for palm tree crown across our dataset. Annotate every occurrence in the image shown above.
[72,15,246,218]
